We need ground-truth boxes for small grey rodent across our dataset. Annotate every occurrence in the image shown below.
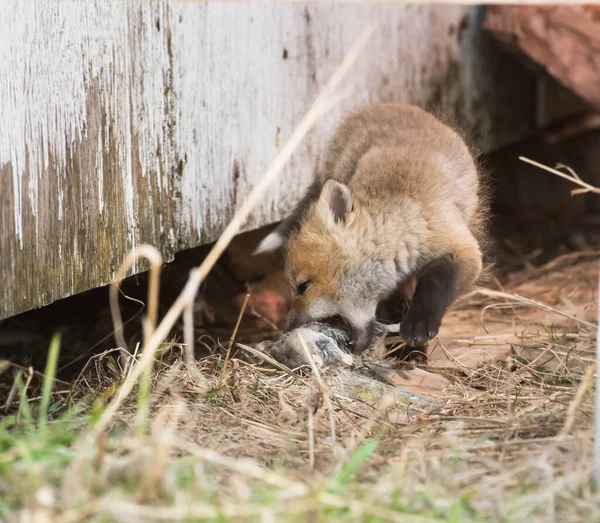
[260,321,397,370]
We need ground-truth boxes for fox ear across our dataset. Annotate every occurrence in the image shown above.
[316,180,354,227]
[253,230,285,254]
[253,180,322,255]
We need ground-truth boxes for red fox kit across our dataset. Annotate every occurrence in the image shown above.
[255,103,489,354]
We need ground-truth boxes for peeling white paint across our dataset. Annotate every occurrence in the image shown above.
[0,1,174,249]
[9,153,23,248]
[97,133,104,214]
[0,1,538,320]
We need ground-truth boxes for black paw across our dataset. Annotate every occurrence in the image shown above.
[399,308,441,346]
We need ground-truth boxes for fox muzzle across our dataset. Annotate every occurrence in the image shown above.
[287,310,376,354]
[351,320,376,354]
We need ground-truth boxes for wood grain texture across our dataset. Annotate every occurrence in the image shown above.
[0,2,538,320]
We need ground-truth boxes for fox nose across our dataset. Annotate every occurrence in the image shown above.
[351,320,376,353]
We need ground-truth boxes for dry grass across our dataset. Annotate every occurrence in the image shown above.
[1,257,599,522]
[519,156,600,196]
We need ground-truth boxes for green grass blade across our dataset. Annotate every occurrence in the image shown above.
[39,333,61,432]
[329,439,379,494]
[16,373,33,426]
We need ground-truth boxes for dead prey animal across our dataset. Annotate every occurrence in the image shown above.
[259,321,399,370]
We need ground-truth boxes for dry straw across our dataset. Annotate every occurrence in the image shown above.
[596,264,600,485]
[521,155,600,485]
[519,157,600,196]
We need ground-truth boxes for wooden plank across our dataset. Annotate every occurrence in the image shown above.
[484,5,600,110]
[0,2,538,321]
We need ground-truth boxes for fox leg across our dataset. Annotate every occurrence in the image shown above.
[400,233,482,347]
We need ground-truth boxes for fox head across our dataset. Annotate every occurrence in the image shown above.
[254,180,397,353]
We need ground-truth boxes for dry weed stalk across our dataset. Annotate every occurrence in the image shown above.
[109,244,163,352]
[470,288,597,330]
[237,342,315,387]
[297,333,339,455]
[4,370,20,411]
[506,250,600,288]
[519,156,600,196]
[596,268,600,485]
[183,302,195,364]
[308,406,315,470]
[559,363,596,439]
[223,292,250,374]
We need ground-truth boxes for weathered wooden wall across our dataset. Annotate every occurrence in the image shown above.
[0,2,539,321]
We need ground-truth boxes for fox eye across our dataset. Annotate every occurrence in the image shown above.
[296,281,310,296]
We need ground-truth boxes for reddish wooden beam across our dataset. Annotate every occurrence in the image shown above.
[484,6,600,110]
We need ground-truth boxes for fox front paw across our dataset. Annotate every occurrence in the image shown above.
[399,309,441,346]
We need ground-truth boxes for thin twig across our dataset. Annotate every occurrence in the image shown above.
[109,245,163,351]
[595,266,600,485]
[519,156,600,196]
[223,293,250,375]
[296,333,338,453]
[511,250,600,287]
[236,343,317,392]
[1,360,71,387]
[350,393,396,452]
[473,288,597,330]
[559,363,596,439]
[4,370,21,411]
[506,356,513,417]
[183,302,195,365]
[124,343,141,383]
[307,407,315,470]
[58,295,146,373]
